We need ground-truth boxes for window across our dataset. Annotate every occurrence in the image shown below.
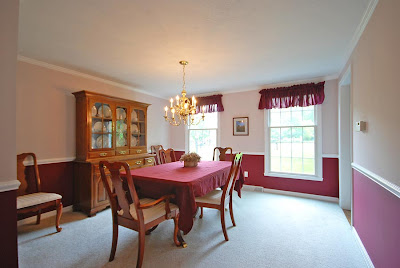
[187,112,218,161]
[265,105,322,181]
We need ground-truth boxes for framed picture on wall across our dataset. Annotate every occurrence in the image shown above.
[233,117,249,136]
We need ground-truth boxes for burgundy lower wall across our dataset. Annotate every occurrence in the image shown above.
[0,190,18,267]
[243,154,339,197]
[18,161,74,220]
[174,151,339,197]
[353,169,400,268]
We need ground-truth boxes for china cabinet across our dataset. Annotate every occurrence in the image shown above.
[73,90,155,216]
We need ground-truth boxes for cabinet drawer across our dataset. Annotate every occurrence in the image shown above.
[130,148,146,155]
[143,157,155,166]
[126,159,144,169]
[116,149,129,156]
[89,151,115,158]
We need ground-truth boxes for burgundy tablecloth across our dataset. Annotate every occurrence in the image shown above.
[129,161,244,234]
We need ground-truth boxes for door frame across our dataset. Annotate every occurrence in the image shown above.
[338,65,353,224]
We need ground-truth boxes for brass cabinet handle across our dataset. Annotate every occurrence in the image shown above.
[119,151,127,155]
[135,161,142,165]
[136,150,142,153]
[147,159,153,163]
[99,153,107,157]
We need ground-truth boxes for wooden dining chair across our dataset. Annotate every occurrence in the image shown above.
[213,147,233,161]
[150,145,164,165]
[17,152,63,232]
[160,148,177,164]
[195,152,243,241]
[99,161,185,268]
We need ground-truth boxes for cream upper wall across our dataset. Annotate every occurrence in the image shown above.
[16,61,170,160]
[340,0,400,186]
[170,79,338,155]
[0,0,18,182]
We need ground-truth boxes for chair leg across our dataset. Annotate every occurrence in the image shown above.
[137,225,146,268]
[220,207,229,241]
[200,206,203,218]
[145,225,158,235]
[36,209,41,224]
[229,195,236,226]
[109,220,118,262]
[55,200,63,232]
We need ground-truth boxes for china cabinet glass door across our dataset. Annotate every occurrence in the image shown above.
[130,107,146,149]
[115,105,128,154]
[90,102,114,150]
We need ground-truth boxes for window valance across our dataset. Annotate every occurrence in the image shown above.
[196,94,224,114]
[258,81,325,110]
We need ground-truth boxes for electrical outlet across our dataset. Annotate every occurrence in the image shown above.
[244,171,249,177]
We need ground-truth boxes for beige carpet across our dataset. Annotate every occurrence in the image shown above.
[18,191,367,268]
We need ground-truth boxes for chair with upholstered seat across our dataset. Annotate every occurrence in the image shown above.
[99,161,185,267]
[159,148,177,164]
[213,147,233,161]
[195,152,243,241]
[17,152,63,232]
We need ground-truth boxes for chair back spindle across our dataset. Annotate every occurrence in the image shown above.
[16,152,41,196]
[222,153,243,200]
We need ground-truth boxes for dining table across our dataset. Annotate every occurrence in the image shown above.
[129,160,245,234]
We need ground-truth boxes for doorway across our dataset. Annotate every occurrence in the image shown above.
[338,67,352,224]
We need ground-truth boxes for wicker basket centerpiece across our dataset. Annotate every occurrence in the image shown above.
[180,152,201,167]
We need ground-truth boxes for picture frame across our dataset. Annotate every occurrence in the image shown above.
[233,117,249,136]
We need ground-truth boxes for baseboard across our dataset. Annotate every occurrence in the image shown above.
[18,205,73,226]
[242,185,339,203]
[352,227,375,268]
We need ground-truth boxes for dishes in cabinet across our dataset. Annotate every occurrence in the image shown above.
[131,136,137,147]
[116,122,127,132]
[92,121,104,133]
[116,135,127,147]
[131,110,138,122]
[98,105,112,118]
[96,135,111,148]
[131,124,139,133]
[91,105,97,117]
[116,108,127,120]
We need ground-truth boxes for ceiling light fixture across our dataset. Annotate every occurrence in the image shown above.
[164,61,205,126]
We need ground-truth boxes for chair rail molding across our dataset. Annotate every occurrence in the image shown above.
[0,180,21,193]
[23,156,76,166]
[352,162,400,199]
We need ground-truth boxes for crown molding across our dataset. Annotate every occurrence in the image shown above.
[17,55,167,100]
[341,0,379,70]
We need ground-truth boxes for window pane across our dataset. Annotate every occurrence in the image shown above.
[270,142,280,157]
[292,158,303,173]
[292,127,302,143]
[280,111,291,126]
[303,143,315,158]
[270,128,280,143]
[271,157,280,172]
[189,112,218,129]
[270,110,280,126]
[292,143,302,158]
[303,158,315,175]
[303,127,314,142]
[281,128,291,142]
[189,129,216,160]
[281,157,291,173]
[281,143,291,157]
[302,110,315,125]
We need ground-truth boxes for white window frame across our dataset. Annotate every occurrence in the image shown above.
[185,112,220,155]
[264,106,323,181]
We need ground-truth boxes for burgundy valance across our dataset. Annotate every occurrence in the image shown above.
[258,81,325,110]
[195,94,224,113]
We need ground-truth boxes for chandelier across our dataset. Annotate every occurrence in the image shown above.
[164,61,205,126]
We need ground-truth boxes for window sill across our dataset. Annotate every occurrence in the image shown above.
[264,172,323,182]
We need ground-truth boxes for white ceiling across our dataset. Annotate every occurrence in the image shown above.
[18,0,371,98]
